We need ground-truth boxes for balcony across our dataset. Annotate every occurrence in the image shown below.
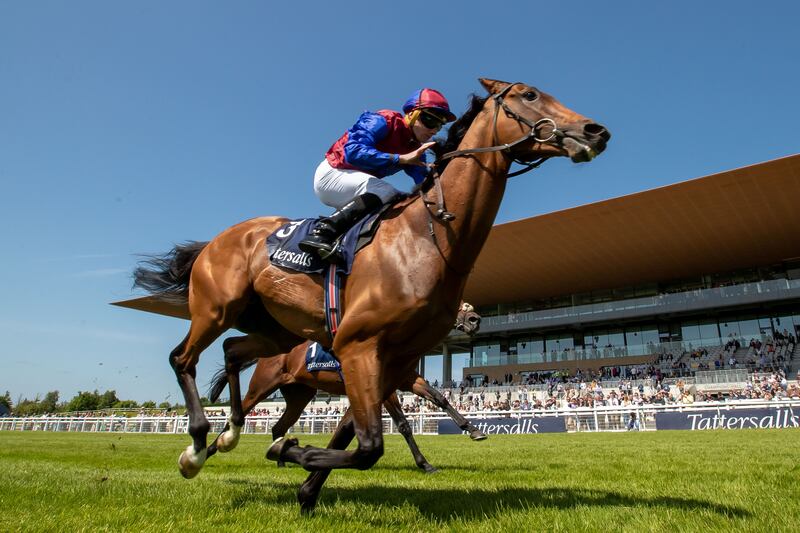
[470,278,800,334]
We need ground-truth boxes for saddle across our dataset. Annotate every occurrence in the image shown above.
[266,202,395,275]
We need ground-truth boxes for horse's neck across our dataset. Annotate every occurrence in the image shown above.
[436,114,511,268]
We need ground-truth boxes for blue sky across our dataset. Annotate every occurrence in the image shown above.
[1,1,798,404]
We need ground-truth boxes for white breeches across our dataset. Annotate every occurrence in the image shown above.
[313,160,400,208]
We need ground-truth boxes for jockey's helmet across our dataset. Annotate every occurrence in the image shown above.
[402,88,457,123]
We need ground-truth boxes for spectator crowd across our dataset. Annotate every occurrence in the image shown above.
[400,370,799,414]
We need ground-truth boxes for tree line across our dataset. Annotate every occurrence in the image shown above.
[0,390,220,416]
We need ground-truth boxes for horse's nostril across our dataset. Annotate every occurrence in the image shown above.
[584,123,610,140]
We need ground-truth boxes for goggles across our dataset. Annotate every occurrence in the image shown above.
[418,110,448,130]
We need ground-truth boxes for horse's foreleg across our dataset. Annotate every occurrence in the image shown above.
[213,336,255,453]
[296,409,356,514]
[267,346,384,476]
[270,409,382,472]
[210,350,288,457]
[410,375,487,441]
[384,392,436,473]
[270,384,316,440]
[269,384,316,466]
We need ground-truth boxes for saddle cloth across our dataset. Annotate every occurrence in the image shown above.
[305,342,342,377]
[265,202,393,275]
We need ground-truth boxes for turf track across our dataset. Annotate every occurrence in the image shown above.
[1,430,798,532]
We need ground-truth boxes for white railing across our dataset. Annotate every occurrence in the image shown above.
[2,399,798,435]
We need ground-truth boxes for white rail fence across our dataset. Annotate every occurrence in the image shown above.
[2,400,798,435]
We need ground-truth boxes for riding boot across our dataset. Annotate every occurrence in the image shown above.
[299,192,383,260]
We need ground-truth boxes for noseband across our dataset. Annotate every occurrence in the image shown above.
[439,82,562,178]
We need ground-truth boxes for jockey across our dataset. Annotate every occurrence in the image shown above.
[298,88,457,259]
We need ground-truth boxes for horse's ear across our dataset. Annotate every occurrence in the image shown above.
[479,78,509,95]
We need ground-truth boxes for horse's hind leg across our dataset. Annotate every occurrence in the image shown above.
[409,374,487,441]
[384,392,436,473]
[171,317,229,479]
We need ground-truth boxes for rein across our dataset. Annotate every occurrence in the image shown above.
[420,82,560,221]
[439,82,562,178]
[417,82,562,276]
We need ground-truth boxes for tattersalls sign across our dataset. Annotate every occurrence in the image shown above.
[438,416,567,434]
[655,407,798,431]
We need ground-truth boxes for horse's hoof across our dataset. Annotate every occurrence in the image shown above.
[299,498,317,515]
[266,436,298,463]
[297,484,319,515]
[263,445,287,467]
[470,431,488,441]
[215,423,242,453]
[178,445,207,479]
[422,464,439,474]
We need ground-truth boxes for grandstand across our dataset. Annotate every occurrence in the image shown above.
[428,153,800,389]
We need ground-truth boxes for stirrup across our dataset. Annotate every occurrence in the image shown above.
[298,232,335,255]
[318,239,343,262]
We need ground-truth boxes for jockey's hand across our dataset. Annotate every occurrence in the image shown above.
[398,142,436,167]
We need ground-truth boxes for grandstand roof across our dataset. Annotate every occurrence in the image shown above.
[113,154,800,318]
[464,153,800,306]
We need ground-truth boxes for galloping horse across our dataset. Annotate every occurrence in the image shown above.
[203,303,485,470]
[203,337,486,473]
[134,78,609,512]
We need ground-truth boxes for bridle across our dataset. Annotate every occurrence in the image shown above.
[419,82,564,275]
[438,82,563,178]
[454,302,481,336]
[420,82,562,222]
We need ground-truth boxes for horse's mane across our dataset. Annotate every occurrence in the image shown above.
[431,93,488,172]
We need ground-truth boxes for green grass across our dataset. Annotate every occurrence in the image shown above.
[1,430,798,532]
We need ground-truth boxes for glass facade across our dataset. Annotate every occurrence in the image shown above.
[467,311,799,368]
[451,352,471,381]
[624,326,659,356]
[516,338,544,364]
[458,273,800,370]
[473,342,501,366]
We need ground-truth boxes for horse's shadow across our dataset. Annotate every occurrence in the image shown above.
[223,479,750,521]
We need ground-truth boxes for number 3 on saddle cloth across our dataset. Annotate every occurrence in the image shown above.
[265,203,394,339]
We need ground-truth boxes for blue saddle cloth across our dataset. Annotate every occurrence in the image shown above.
[305,342,342,375]
[265,210,383,275]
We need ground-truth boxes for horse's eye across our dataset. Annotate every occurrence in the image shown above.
[522,91,538,101]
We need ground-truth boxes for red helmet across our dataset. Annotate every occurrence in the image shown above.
[402,88,456,122]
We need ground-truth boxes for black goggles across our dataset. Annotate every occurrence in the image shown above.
[418,110,448,130]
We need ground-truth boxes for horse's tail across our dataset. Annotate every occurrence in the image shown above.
[207,358,259,403]
[132,241,209,302]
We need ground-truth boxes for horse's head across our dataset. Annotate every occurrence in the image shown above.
[454,302,481,336]
[479,78,610,164]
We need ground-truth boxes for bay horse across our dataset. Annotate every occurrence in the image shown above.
[204,303,484,469]
[133,78,609,512]
[203,336,486,474]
